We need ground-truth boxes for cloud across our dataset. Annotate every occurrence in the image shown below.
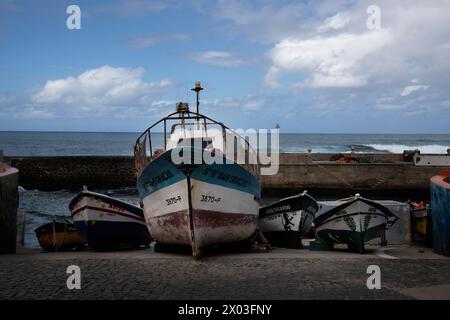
[0,66,174,119]
[265,30,393,88]
[210,0,309,43]
[317,12,351,32]
[151,100,177,108]
[94,0,169,17]
[190,51,249,67]
[243,99,265,111]
[125,36,158,49]
[32,66,172,107]
[400,85,430,97]
[124,33,190,49]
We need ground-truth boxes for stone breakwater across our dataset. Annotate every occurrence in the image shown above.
[4,154,449,197]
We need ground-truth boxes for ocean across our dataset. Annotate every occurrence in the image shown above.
[1,131,450,156]
[3,131,449,248]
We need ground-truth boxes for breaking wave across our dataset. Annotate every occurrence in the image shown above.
[367,144,450,154]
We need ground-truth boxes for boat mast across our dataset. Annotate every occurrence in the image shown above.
[191,81,203,115]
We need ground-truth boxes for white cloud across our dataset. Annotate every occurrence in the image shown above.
[317,12,351,32]
[17,107,54,119]
[32,66,173,109]
[124,33,190,49]
[375,104,407,111]
[0,95,15,106]
[95,0,168,17]
[151,100,177,108]
[126,36,157,49]
[212,0,307,43]
[243,99,265,111]
[265,30,393,88]
[190,51,248,67]
[400,85,430,97]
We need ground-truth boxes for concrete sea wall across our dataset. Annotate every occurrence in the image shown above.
[7,156,135,191]
[5,154,450,197]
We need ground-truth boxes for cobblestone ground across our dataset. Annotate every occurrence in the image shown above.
[1,248,450,300]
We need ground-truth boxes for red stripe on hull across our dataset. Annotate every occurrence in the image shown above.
[147,210,257,253]
[72,205,145,222]
[192,210,257,249]
[147,210,191,246]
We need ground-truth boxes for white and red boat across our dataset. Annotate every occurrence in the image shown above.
[134,83,261,257]
[69,187,152,250]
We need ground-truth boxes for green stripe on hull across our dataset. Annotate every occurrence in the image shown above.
[317,224,387,253]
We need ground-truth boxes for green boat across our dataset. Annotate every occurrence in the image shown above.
[314,194,398,253]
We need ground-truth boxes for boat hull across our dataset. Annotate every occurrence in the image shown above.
[259,211,313,249]
[138,148,261,257]
[69,191,152,250]
[315,197,398,253]
[258,192,317,249]
[35,222,86,251]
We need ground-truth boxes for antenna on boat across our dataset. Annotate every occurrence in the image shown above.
[191,81,203,115]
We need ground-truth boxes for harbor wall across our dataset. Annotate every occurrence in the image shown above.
[0,165,19,254]
[4,154,450,197]
[7,156,135,191]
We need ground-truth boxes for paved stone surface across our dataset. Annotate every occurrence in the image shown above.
[1,246,449,300]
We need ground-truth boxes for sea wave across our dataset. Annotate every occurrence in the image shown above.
[367,144,450,154]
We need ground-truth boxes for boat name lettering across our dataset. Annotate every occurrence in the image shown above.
[145,170,174,190]
[266,205,291,214]
[201,168,249,187]
[201,195,221,203]
[108,204,125,213]
[166,196,181,205]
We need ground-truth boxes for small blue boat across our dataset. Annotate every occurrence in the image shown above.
[69,187,152,250]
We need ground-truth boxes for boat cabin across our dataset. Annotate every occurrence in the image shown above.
[134,102,258,176]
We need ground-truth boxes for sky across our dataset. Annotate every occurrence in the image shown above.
[0,0,450,133]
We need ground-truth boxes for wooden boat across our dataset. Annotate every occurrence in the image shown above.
[258,191,318,248]
[35,218,86,251]
[314,194,398,253]
[69,187,152,250]
[134,83,261,258]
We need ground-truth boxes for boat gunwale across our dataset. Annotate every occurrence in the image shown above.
[68,190,143,217]
[314,196,398,227]
[259,192,319,219]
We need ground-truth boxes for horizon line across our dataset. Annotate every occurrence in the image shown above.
[1,130,450,135]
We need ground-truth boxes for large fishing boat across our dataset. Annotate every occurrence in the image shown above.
[258,191,318,248]
[69,187,152,250]
[314,194,398,253]
[134,82,261,257]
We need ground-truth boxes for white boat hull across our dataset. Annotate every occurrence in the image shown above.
[70,191,151,250]
[314,196,398,252]
[137,148,261,257]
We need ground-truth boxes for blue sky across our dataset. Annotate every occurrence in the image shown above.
[0,0,450,133]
